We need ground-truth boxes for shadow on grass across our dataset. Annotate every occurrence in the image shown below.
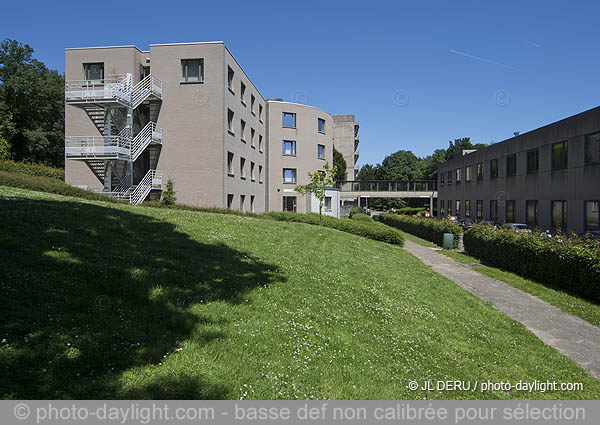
[0,198,284,399]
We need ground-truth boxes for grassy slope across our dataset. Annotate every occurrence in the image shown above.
[1,186,599,400]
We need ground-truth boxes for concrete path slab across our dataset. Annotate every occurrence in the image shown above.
[403,240,600,379]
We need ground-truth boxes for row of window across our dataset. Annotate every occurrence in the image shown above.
[440,199,599,229]
[282,112,327,133]
[227,65,264,121]
[282,140,326,159]
[282,196,332,212]
[226,152,263,182]
[227,109,264,152]
[226,193,257,213]
[441,135,600,186]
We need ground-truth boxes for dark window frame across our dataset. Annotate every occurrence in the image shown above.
[526,149,539,174]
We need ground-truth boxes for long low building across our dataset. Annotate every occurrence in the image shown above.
[64,42,358,218]
[437,106,600,234]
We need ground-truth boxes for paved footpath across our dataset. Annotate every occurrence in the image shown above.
[403,240,600,379]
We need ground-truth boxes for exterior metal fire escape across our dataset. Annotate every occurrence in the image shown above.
[65,73,163,204]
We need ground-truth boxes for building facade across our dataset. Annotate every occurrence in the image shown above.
[332,115,360,180]
[437,106,600,234]
[65,42,353,216]
[266,100,337,215]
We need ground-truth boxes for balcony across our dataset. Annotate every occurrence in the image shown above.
[354,137,360,151]
[65,75,132,106]
[354,150,360,162]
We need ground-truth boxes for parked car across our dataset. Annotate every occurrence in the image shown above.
[501,223,532,233]
[460,218,474,231]
[483,221,497,229]
[578,230,600,241]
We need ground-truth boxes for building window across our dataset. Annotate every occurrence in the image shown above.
[506,154,516,177]
[318,144,325,159]
[227,109,234,134]
[526,200,538,227]
[318,118,326,133]
[227,66,234,92]
[282,140,296,156]
[240,120,246,142]
[251,95,256,114]
[490,158,498,179]
[240,157,246,179]
[552,141,568,170]
[527,149,539,174]
[440,201,445,216]
[465,200,471,217]
[447,200,452,215]
[282,112,296,128]
[250,195,255,213]
[585,201,599,229]
[552,200,567,229]
[283,168,297,184]
[259,165,263,183]
[140,65,150,79]
[259,104,263,122]
[476,162,484,181]
[259,135,263,153]
[83,63,104,81]
[455,168,462,183]
[227,194,234,209]
[506,200,516,223]
[250,161,255,181]
[283,196,297,212]
[240,194,246,212]
[240,81,246,104]
[447,170,452,185]
[455,200,462,217]
[181,59,204,83]
[227,152,234,176]
[250,128,256,148]
[585,133,600,164]
[465,166,472,182]
[476,200,483,219]
[490,200,498,221]
[440,173,444,187]
[324,196,332,211]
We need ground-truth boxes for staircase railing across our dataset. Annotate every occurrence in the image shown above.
[130,122,162,161]
[131,74,163,108]
[65,135,131,158]
[130,170,162,205]
[65,74,131,104]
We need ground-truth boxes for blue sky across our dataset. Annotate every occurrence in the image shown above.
[2,0,599,167]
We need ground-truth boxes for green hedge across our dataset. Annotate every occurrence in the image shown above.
[0,160,64,180]
[267,211,404,246]
[394,207,427,216]
[377,214,462,248]
[0,171,122,203]
[348,206,362,218]
[350,212,372,222]
[463,224,600,301]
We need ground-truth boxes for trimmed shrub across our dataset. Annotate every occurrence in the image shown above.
[463,224,600,300]
[0,170,122,203]
[0,160,64,180]
[267,211,404,246]
[394,207,427,216]
[377,213,462,248]
[350,212,372,222]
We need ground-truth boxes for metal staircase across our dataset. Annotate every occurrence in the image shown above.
[65,72,163,204]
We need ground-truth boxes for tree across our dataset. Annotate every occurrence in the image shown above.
[160,179,177,207]
[445,137,487,160]
[0,38,65,166]
[332,146,347,183]
[379,149,424,181]
[294,161,337,225]
[422,148,447,180]
[356,163,382,181]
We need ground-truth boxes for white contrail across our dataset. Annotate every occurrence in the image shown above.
[449,49,516,70]
[527,41,541,48]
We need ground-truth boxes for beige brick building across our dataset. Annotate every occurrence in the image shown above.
[64,42,357,214]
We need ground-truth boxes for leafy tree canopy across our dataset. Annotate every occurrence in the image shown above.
[332,146,347,183]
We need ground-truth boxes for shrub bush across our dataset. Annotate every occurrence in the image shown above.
[349,206,362,218]
[0,171,122,203]
[350,212,372,222]
[377,214,462,248]
[463,224,600,301]
[267,211,404,246]
[394,207,427,216]
[0,160,64,180]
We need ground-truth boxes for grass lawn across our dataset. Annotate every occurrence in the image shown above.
[1,186,599,399]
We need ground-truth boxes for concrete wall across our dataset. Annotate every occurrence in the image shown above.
[437,106,600,233]
[332,115,359,180]
[266,101,334,213]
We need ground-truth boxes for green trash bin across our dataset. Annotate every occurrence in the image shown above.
[442,233,454,250]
